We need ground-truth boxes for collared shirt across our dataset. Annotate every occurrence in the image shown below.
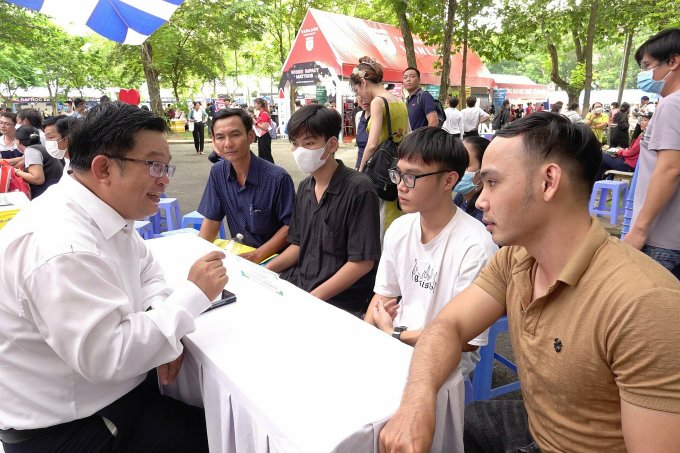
[442,107,464,135]
[406,88,436,130]
[474,219,680,452]
[0,175,210,430]
[198,153,295,248]
[461,106,489,133]
[282,161,381,312]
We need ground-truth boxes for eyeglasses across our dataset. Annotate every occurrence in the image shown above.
[106,155,176,179]
[388,168,449,189]
[639,60,666,71]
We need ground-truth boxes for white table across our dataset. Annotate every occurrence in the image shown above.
[147,234,464,453]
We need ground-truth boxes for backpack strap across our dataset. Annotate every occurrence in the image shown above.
[379,96,394,140]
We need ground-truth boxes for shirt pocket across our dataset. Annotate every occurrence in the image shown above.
[320,221,347,257]
[249,208,274,235]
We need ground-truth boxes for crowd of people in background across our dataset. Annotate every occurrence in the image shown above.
[1,27,679,453]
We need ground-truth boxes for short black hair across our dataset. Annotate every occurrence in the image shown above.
[287,104,342,141]
[641,95,650,101]
[635,28,680,66]
[73,98,85,107]
[568,102,579,111]
[449,97,459,108]
[397,127,469,182]
[212,108,253,133]
[69,101,167,172]
[100,95,111,103]
[17,108,42,129]
[462,136,490,166]
[43,114,77,138]
[494,111,602,199]
[466,96,477,108]
[15,125,41,146]
[403,66,421,78]
[0,111,16,123]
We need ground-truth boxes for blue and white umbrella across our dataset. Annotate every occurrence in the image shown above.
[5,0,185,44]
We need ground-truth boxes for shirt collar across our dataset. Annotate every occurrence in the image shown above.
[407,88,422,101]
[62,175,129,240]
[513,217,608,286]
[322,160,349,195]
[226,152,261,187]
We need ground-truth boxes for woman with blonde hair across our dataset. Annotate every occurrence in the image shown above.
[350,56,409,231]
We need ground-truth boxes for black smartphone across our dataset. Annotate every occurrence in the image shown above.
[204,289,237,312]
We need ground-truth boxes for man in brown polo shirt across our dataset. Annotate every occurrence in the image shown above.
[379,112,680,452]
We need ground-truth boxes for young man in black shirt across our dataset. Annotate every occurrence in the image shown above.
[266,105,381,316]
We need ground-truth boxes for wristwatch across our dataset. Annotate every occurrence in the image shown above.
[392,326,407,340]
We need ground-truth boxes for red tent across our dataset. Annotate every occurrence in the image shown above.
[280,8,496,89]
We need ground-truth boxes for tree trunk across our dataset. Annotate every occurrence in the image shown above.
[141,41,163,114]
[439,0,458,103]
[617,29,633,104]
[393,0,417,68]
[460,14,469,106]
[581,0,599,119]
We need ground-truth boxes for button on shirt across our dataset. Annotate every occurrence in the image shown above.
[0,175,210,430]
[198,153,296,248]
[474,219,680,451]
[281,161,381,312]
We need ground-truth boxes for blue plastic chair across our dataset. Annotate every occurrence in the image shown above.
[134,220,154,240]
[151,197,181,234]
[472,316,520,401]
[181,210,226,239]
[588,180,628,224]
[620,166,639,240]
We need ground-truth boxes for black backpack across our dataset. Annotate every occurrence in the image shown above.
[417,91,446,127]
[363,97,399,201]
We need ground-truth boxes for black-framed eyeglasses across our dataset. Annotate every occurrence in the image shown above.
[388,168,449,189]
[105,155,176,179]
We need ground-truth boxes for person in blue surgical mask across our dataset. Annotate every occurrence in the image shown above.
[453,136,490,224]
[624,28,680,279]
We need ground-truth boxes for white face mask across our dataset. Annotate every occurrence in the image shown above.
[292,141,330,174]
[45,140,66,159]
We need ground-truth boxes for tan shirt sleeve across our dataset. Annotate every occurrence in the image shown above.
[473,246,517,310]
[608,288,680,413]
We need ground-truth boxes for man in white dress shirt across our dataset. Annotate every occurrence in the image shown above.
[0,102,227,452]
[461,96,490,138]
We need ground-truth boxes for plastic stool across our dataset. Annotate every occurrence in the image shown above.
[159,228,199,237]
[134,220,154,239]
[181,210,226,239]
[620,166,639,239]
[588,180,628,224]
[151,197,181,233]
[472,316,520,401]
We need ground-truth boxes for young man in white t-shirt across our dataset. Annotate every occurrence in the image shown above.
[364,126,498,377]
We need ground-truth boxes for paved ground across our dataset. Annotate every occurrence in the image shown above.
[166,137,522,397]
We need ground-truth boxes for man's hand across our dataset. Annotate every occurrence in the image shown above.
[379,403,436,453]
[239,250,262,263]
[188,251,227,300]
[157,351,184,385]
[374,299,399,333]
[622,226,647,250]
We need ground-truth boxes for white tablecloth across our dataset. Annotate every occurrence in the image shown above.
[147,234,464,453]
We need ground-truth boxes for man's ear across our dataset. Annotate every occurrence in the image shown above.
[90,155,114,185]
[323,137,339,159]
[541,163,563,201]
[444,171,459,191]
[248,129,256,145]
